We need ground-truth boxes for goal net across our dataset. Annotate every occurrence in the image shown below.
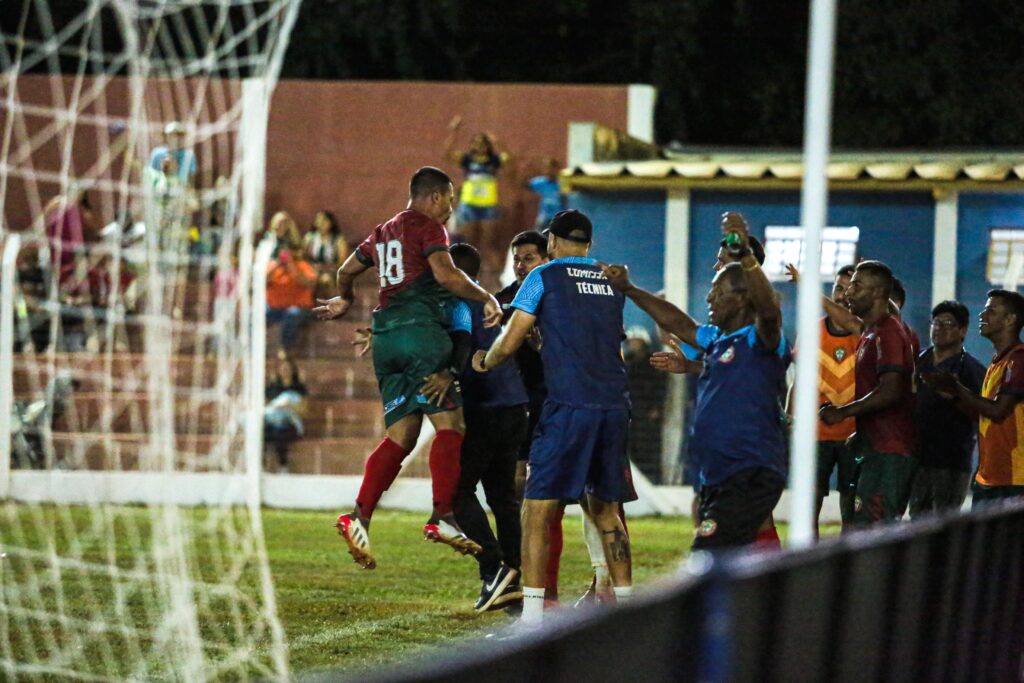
[2,1,299,679]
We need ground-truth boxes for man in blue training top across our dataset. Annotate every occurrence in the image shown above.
[603,212,790,550]
[473,209,633,627]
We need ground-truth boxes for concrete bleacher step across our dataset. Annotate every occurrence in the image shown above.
[13,349,380,398]
[31,392,384,438]
[42,433,385,475]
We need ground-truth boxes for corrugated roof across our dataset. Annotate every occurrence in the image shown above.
[563,151,1024,191]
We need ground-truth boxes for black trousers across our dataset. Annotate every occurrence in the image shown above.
[455,404,528,580]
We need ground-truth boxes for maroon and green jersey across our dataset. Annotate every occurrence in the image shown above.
[355,209,452,332]
[854,314,917,456]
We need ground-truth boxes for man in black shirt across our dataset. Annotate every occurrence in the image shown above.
[911,300,986,517]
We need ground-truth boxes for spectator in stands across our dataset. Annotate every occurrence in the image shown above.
[525,158,566,229]
[909,301,985,517]
[266,235,316,352]
[44,190,97,282]
[924,290,1024,507]
[623,325,666,482]
[148,121,197,185]
[268,211,302,258]
[820,261,917,527]
[303,210,350,299]
[264,353,308,474]
[14,245,50,352]
[444,116,510,274]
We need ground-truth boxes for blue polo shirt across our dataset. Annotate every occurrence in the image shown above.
[459,299,529,409]
[510,256,629,410]
[689,323,791,488]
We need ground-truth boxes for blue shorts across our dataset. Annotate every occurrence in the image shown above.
[525,403,630,502]
[457,203,498,224]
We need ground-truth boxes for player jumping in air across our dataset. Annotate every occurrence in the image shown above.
[314,166,502,569]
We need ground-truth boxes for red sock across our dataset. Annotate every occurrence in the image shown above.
[755,524,781,550]
[428,429,463,516]
[355,438,409,520]
[545,507,564,601]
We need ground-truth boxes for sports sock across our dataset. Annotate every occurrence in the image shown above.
[545,507,564,601]
[355,438,409,521]
[522,587,546,626]
[613,585,633,603]
[429,430,464,517]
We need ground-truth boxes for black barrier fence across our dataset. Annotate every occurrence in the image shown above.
[332,500,1024,683]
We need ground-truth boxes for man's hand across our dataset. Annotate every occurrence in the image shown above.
[598,262,635,293]
[471,350,488,373]
[482,295,502,328]
[420,370,456,407]
[785,263,800,284]
[313,296,351,320]
[650,338,697,374]
[351,327,372,357]
[526,326,543,351]
[721,211,750,249]
[920,370,958,399]
[818,402,845,426]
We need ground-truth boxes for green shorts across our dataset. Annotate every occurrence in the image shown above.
[847,435,917,528]
[817,440,856,497]
[372,324,462,428]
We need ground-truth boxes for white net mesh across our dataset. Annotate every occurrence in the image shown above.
[2,1,298,679]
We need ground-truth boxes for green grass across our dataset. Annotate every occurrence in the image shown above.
[267,509,695,677]
[3,505,836,679]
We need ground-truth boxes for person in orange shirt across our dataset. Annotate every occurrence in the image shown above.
[926,289,1024,507]
[266,238,316,351]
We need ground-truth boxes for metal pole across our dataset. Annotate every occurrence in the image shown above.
[788,0,838,548]
[0,233,22,499]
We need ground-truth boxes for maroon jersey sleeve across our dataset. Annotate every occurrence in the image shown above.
[998,347,1024,397]
[410,214,449,258]
[876,317,913,375]
[356,227,379,267]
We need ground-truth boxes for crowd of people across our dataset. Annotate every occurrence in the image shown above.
[309,164,1024,634]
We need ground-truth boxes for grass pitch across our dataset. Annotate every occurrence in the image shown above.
[271,509,696,677]
[5,505,825,679]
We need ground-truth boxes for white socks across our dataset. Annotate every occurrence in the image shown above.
[522,587,546,626]
[613,585,633,603]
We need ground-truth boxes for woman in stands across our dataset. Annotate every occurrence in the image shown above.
[264,353,308,474]
[444,116,510,275]
[303,209,350,300]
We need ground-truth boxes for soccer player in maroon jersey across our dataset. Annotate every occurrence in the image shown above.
[315,167,502,569]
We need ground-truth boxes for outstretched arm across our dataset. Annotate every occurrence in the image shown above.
[475,309,535,372]
[599,263,701,349]
[427,250,502,327]
[313,252,368,320]
[786,263,862,335]
[723,212,781,349]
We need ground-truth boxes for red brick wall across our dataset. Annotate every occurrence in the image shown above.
[3,77,629,246]
[264,80,629,247]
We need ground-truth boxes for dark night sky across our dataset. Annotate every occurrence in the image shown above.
[282,0,1024,148]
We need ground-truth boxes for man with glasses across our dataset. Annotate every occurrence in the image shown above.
[909,301,985,517]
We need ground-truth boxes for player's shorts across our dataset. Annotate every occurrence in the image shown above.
[372,324,461,428]
[457,203,498,224]
[816,440,856,496]
[692,467,785,551]
[524,402,629,502]
[848,437,916,527]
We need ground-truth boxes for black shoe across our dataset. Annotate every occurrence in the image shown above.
[475,564,520,612]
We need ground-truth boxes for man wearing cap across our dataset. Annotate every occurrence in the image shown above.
[474,209,633,628]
